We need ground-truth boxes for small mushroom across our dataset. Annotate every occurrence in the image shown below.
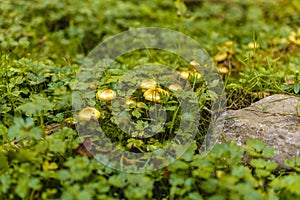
[218,66,229,74]
[180,70,191,80]
[125,99,137,109]
[125,99,136,105]
[180,70,202,80]
[189,60,200,68]
[168,83,183,91]
[247,42,259,49]
[143,88,169,103]
[288,32,300,45]
[139,79,157,92]
[224,41,233,46]
[78,107,101,121]
[191,71,202,79]
[214,52,228,62]
[96,89,116,102]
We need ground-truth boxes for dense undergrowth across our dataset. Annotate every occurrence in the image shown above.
[0,0,300,199]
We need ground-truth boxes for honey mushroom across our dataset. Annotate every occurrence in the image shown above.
[78,107,101,121]
[143,88,169,103]
[96,89,117,102]
[180,70,202,80]
[125,98,136,105]
[168,83,183,92]
[139,79,157,92]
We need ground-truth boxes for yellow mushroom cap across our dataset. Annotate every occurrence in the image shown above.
[224,41,233,46]
[168,83,183,91]
[143,88,169,103]
[139,79,157,91]
[180,70,202,80]
[180,71,191,80]
[78,107,101,121]
[247,42,259,49]
[125,99,136,105]
[214,52,228,62]
[191,71,202,79]
[189,60,200,67]
[96,89,116,102]
[218,66,229,74]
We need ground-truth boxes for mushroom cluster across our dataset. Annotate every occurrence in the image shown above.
[139,79,157,92]
[92,66,203,119]
[180,70,202,80]
[139,79,170,103]
[179,61,203,81]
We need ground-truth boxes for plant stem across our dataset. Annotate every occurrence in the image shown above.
[169,103,181,134]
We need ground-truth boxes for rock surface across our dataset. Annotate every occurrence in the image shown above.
[218,94,300,168]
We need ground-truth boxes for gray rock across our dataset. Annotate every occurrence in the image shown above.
[217,94,300,168]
